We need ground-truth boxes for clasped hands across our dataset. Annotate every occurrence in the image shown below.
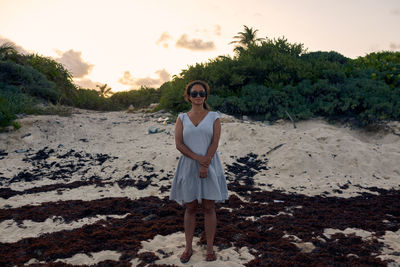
[196,155,211,179]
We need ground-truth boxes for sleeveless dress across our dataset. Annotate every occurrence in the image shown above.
[169,111,228,205]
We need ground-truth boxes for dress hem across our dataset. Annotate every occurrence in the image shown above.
[169,195,229,206]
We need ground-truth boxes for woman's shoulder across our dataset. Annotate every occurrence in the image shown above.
[177,112,186,122]
[208,111,221,123]
[209,111,220,118]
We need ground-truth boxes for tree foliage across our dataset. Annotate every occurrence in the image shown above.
[96,84,113,98]
[158,26,400,126]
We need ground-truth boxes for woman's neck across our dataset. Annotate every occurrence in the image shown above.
[191,104,206,114]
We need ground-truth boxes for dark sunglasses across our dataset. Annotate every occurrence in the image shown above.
[190,91,207,98]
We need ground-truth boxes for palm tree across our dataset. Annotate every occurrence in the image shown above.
[0,42,17,60]
[229,25,264,52]
[96,84,113,97]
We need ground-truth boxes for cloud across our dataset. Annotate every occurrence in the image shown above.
[390,43,400,50]
[156,32,172,48]
[213,25,222,36]
[157,26,220,50]
[73,78,102,89]
[176,34,215,51]
[55,49,93,78]
[0,36,29,54]
[118,69,170,88]
[0,36,99,89]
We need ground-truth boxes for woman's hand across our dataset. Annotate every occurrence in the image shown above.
[199,165,208,178]
[196,155,211,168]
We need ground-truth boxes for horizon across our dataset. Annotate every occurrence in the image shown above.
[1,0,399,92]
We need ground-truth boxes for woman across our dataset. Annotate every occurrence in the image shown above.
[169,80,228,263]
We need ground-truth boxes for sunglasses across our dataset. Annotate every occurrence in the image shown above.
[190,91,207,98]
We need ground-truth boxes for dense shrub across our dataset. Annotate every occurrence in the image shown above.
[0,96,15,127]
[110,86,161,110]
[0,83,40,114]
[74,89,113,111]
[351,51,400,88]
[158,79,190,114]
[0,61,59,102]
[338,77,399,124]
[25,54,78,105]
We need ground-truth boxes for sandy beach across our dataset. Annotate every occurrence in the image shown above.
[0,108,399,266]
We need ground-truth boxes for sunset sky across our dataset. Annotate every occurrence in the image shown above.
[1,0,399,92]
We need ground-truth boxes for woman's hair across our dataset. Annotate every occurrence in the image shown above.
[184,80,210,110]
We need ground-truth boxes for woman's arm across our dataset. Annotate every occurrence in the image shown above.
[175,116,201,162]
[203,117,221,166]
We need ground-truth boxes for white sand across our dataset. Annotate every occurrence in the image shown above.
[323,227,375,240]
[1,109,399,265]
[136,231,255,266]
[54,250,122,265]
[24,251,122,266]
[0,213,129,243]
[282,233,316,253]
[378,229,400,264]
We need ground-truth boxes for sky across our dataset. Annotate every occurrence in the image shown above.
[1,0,399,92]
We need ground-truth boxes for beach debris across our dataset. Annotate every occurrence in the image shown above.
[273,200,285,203]
[148,103,158,109]
[0,150,7,159]
[148,126,165,134]
[15,149,28,153]
[264,143,285,155]
[4,147,117,187]
[148,126,158,134]
[225,152,268,186]
[79,138,89,142]
[132,164,139,171]
[285,110,297,128]
[3,126,14,132]
[142,214,158,222]
[242,115,248,121]
[126,104,135,113]
[157,117,169,125]
[21,133,31,138]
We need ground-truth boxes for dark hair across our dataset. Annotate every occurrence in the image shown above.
[184,80,210,110]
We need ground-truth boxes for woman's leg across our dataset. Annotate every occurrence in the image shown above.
[202,199,216,254]
[184,199,198,253]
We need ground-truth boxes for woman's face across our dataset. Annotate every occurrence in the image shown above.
[189,84,207,105]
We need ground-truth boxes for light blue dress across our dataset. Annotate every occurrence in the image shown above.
[169,111,228,205]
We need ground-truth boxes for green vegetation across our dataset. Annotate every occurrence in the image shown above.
[1,25,400,130]
[158,26,400,126]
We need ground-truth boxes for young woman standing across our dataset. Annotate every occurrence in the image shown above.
[169,80,228,263]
